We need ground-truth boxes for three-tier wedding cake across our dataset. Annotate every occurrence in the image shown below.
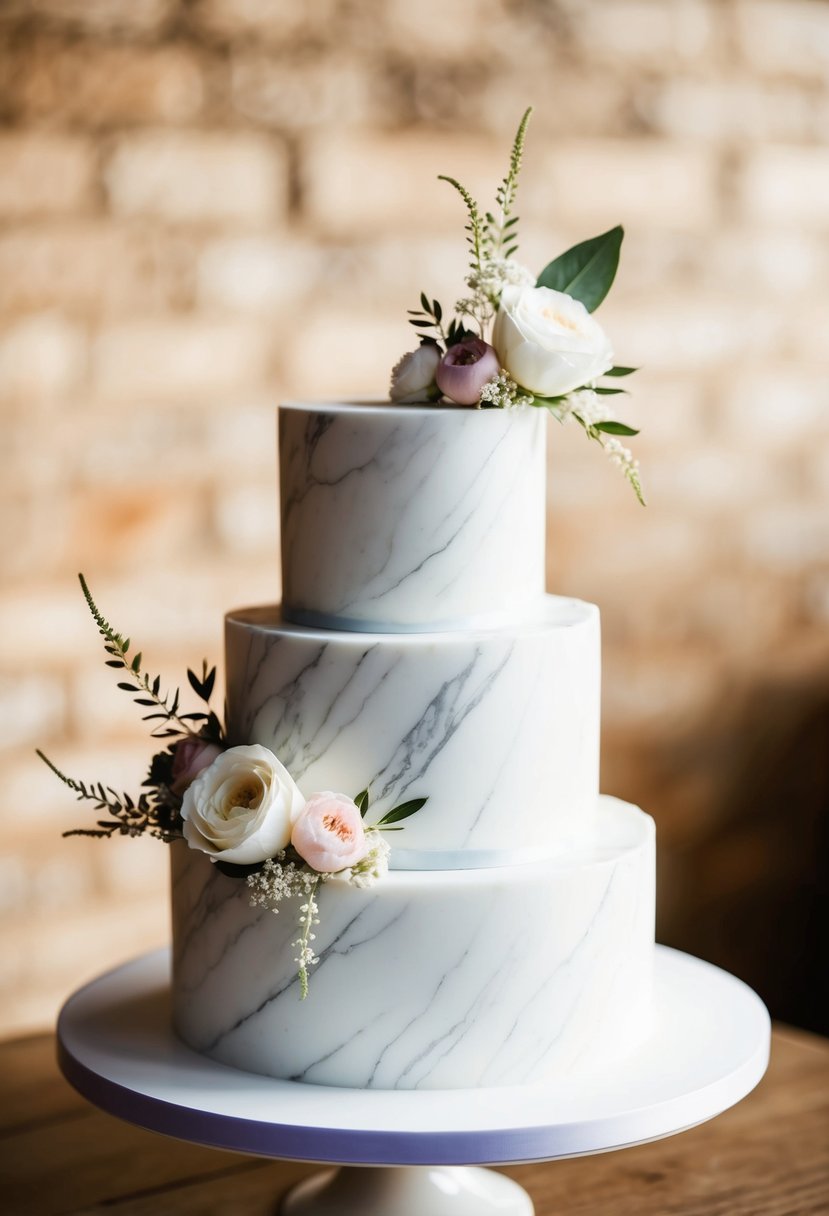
[43,108,656,1094]
[170,401,656,1090]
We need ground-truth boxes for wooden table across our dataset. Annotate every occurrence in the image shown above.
[1,1026,827,1215]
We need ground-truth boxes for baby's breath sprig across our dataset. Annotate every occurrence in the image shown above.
[294,879,322,1000]
[536,389,646,505]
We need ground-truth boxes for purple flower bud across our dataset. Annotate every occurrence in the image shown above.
[435,339,500,406]
[171,737,223,796]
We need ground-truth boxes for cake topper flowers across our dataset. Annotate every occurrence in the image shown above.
[37,575,426,997]
[389,107,644,503]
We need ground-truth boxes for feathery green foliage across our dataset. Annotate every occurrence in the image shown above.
[486,105,532,257]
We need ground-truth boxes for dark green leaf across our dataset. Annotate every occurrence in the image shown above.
[593,386,628,395]
[376,797,428,827]
[594,421,640,436]
[536,225,624,312]
[117,681,137,691]
[604,365,638,377]
[420,291,430,312]
[354,788,370,818]
[215,859,264,880]
[408,319,434,328]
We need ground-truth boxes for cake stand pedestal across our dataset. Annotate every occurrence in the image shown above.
[57,945,770,1215]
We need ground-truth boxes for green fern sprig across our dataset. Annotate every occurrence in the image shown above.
[36,748,177,841]
[438,174,486,285]
[486,105,532,258]
[79,573,215,740]
[406,292,476,351]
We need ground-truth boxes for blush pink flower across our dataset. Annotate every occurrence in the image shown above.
[435,338,500,405]
[170,737,223,796]
[291,791,368,873]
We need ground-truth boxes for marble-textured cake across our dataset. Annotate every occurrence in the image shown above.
[171,401,656,1089]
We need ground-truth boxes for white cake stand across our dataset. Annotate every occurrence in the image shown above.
[57,945,770,1215]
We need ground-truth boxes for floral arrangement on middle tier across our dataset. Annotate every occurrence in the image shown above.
[389,107,644,502]
[38,576,426,997]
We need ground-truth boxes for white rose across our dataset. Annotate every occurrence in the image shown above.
[389,344,441,403]
[492,284,614,397]
[180,744,305,865]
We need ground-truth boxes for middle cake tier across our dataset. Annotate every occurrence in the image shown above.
[226,595,600,857]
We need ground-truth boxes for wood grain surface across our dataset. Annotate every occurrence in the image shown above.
[0,1027,827,1215]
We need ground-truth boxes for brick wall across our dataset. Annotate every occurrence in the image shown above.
[1,0,828,1035]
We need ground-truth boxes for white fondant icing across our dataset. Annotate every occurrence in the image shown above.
[279,402,547,631]
[225,596,600,854]
[171,798,655,1091]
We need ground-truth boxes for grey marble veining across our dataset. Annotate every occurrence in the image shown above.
[225,596,601,854]
[279,402,547,631]
[171,798,655,1090]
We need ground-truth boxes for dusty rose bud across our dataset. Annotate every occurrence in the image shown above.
[171,737,223,796]
[291,791,368,873]
[435,339,500,405]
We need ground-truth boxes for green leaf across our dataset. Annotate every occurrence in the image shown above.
[215,859,264,880]
[593,386,628,395]
[375,797,428,827]
[536,225,624,312]
[354,788,370,818]
[594,421,640,436]
[604,365,637,377]
[420,291,430,312]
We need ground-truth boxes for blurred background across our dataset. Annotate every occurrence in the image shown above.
[1,0,827,1039]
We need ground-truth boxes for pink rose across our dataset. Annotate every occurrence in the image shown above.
[291,791,368,873]
[171,737,223,796]
[435,339,500,405]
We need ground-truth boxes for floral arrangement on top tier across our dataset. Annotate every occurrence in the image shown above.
[38,576,426,997]
[389,107,644,503]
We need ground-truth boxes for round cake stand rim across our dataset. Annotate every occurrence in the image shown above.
[56,944,771,1167]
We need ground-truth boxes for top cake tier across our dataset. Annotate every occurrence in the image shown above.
[279,401,547,632]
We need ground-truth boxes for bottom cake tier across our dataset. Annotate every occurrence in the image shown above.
[171,796,655,1090]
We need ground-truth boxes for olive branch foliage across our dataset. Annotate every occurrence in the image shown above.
[38,574,224,840]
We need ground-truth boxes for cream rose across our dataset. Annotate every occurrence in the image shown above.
[180,744,305,865]
[389,344,440,403]
[492,284,613,397]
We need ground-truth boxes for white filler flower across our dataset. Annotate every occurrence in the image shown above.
[181,744,305,865]
[493,284,614,397]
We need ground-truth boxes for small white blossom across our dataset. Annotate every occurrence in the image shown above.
[567,388,612,426]
[467,257,535,297]
[247,853,321,913]
[603,436,639,473]
[479,370,534,410]
[337,831,391,889]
